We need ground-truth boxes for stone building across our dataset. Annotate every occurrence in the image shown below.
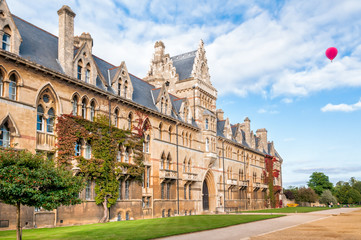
[0,1,283,229]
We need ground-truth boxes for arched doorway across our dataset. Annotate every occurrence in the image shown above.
[202,181,209,210]
[202,170,216,212]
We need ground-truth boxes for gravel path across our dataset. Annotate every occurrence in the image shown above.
[158,208,358,240]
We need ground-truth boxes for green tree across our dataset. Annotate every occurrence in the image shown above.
[319,189,337,205]
[307,172,333,195]
[346,188,361,204]
[295,187,318,203]
[334,181,350,204]
[0,148,84,240]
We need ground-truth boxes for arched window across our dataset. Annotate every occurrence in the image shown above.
[116,144,122,162]
[167,209,171,217]
[125,211,130,220]
[181,132,184,145]
[166,153,171,170]
[205,118,209,130]
[160,153,165,169]
[183,159,186,172]
[2,26,11,51]
[0,122,10,147]
[168,126,172,142]
[9,74,17,100]
[46,108,55,133]
[85,63,91,83]
[165,99,168,114]
[114,109,119,127]
[185,133,188,147]
[124,80,128,98]
[162,209,165,218]
[118,78,122,96]
[188,159,191,172]
[37,105,44,131]
[117,212,122,221]
[72,95,78,115]
[128,113,132,130]
[0,71,3,97]
[90,101,95,121]
[77,60,83,80]
[189,134,192,148]
[124,147,130,163]
[74,140,81,156]
[205,138,209,152]
[81,98,87,119]
[158,123,162,139]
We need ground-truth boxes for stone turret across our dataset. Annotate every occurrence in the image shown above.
[256,128,268,152]
[74,32,93,53]
[216,109,224,120]
[57,5,75,76]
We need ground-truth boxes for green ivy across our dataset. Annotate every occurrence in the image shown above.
[56,114,144,208]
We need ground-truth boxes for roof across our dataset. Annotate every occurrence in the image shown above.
[171,50,197,80]
[11,14,198,127]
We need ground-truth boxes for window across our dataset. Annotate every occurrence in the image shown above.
[161,153,165,169]
[161,183,165,199]
[37,105,44,131]
[125,212,130,220]
[124,147,130,163]
[118,181,122,200]
[168,126,172,142]
[128,113,132,130]
[9,74,16,100]
[77,60,83,80]
[189,184,191,199]
[118,82,121,96]
[165,100,168,115]
[125,180,129,199]
[116,145,122,162]
[205,118,209,130]
[146,167,150,188]
[85,141,91,159]
[145,135,150,153]
[184,185,187,199]
[167,209,171,217]
[81,99,87,118]
[183,159,186,173]
[46,108,55,133]
[85,64,90,83]
[114,109,119,127]
[0,73,3,97]
[0,122,10,147]
[162,209,165,218]
[85,180,91,200]
[72,96,78,115]
[142,197,145,208]
[117,213,122,221]
[74,141,81,156]
[146,197,150,208]
[90,101,95,121]
[166,183,171,199]
[158,123,162,139]
[188,160,191,172]
[160,99,164,114]
[205,138,209,152]
[166,154,171,170]
[124,81,128,98]
[2,33,10,51]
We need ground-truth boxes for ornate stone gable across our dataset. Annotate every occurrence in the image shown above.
[154,82,173,115]
[73,41,99,86]
[0,0,22,55]
[191,40,211,85]
[179,98,191,124]
[145,41,178,89]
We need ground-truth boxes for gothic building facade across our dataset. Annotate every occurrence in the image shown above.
[0,1,283,229]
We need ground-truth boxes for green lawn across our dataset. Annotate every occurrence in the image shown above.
[241,206,331,213]
[0,215,283,240]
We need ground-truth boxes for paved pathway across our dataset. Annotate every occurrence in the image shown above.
[158,208,358,240]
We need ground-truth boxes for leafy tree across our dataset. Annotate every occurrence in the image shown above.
[352,181,361,194]
[319,189,337,205]
[0,148,84,240]
[284,189,295,200]
[346,188,361,204]
[307,172,333,195]
[295,187,318,203]
[334,181,351,204]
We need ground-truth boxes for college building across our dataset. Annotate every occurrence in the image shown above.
[0,0,283,229]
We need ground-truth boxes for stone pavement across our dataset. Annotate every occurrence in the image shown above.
[158,208,358,240]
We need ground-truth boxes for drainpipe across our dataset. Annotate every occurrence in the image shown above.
[176,123,179,215]
[222,140,226,211]
[244,151,247,210]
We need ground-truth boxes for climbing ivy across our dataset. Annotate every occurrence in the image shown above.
[263,155,280,208]
[55,114,144,209]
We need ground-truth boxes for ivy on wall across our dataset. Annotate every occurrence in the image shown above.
[263,155,280,208]
[55,114,144,209]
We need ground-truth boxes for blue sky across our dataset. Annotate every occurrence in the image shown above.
[8,0,361,187]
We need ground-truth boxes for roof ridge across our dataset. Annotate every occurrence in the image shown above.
[171,50,197,60]
[92,55,116,68]
[129,73,155,88]
[12,14,58,39]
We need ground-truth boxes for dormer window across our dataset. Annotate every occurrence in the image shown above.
[118,82,121,96]
[165,100,168,114]
[124,80,128,98]
[77,60,83,80]
[85,64,91,83]
[2,26,11,51]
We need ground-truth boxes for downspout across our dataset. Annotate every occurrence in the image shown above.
[222,140,226,211]
[176,123,179,214]
[244,150,247,210]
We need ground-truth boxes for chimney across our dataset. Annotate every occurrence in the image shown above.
[74,32,93,53]
[154,41,165,63]
[256,128,268,152]
[244,117,251,145]
[216,109,224,120]
[57,5,76,76]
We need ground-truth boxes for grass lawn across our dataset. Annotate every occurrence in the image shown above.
[241,206,332,213]
[0,214,283,240]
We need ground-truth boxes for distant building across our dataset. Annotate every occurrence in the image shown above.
[0,0,283,229]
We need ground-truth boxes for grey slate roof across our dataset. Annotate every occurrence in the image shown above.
[171,50,197,80]
[216,120,225,137]
[13,15,64,74]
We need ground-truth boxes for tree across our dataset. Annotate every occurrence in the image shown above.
[284,189,295,200]
[0,148,84,240]
[295,187,318,203]
[307,172,333,196]
[319,189,337,205]
[346,188,361,204]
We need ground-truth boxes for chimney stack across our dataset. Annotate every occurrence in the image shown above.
[57,5,75,76]
[216,109,224,120]
[256,128,268,152]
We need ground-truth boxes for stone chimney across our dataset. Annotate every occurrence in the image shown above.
[244,117,251,145]
[57,5,75,76]
[154,41,165,63]
[216,109,224,120]
[256,128,268,152]
[74,32,93,53]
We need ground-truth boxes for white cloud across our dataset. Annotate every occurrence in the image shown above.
[321,99,361,112]
[282,98,293,104]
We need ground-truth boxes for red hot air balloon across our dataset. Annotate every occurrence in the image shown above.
[325,47,338,62]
